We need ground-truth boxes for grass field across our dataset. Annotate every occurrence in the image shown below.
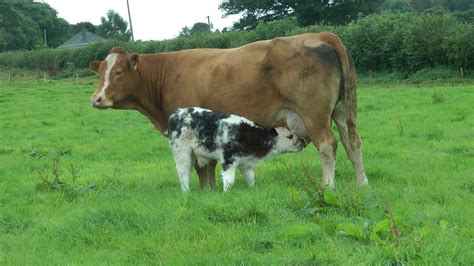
[1,78,473,264]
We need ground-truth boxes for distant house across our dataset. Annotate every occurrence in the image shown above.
[58,29,104,49]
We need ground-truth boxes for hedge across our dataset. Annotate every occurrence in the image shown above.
[0,12,472,73]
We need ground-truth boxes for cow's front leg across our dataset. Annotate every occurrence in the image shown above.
[194,160,217,189]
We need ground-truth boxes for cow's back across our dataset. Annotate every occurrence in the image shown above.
[159,33,345,129]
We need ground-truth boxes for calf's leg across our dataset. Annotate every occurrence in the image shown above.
[239,166,255,187]
[221,162,238,192]
[195,160,217,189]
[171,149,193,192]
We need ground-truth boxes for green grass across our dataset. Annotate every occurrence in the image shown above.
[1,79,473,264]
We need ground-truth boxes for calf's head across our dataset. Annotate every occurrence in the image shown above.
[90,47,141,109]
[274,127,305,153]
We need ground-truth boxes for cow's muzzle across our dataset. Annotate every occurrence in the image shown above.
[91,95,112,109]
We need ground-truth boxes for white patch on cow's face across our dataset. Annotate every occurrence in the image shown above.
[274,127,304,153]
[98,54,118,99]
[91,53,117,108]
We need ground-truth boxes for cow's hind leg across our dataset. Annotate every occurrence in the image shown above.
[301,112,337,188]
[311,127,338,188]
[332,101,368,186]
[195,160,217,189]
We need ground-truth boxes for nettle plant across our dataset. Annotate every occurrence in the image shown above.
[284,160,450,251]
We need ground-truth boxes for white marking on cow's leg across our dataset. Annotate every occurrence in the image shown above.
[221,163,238,192]
[333,102,368,187]
[239,166,255,187]
[97,53,118,99]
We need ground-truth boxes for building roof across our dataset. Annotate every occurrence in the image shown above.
[58,29,104,49]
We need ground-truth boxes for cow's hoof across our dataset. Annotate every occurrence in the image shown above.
[357,177,368,187]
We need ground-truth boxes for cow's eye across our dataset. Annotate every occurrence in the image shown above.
[115,71,122,76]
[286,135,293,140]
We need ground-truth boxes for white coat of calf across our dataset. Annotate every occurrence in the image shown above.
[167,107,304,192]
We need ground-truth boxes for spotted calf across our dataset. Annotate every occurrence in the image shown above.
[167,107,304,192]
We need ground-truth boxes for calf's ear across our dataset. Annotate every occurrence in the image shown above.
[129,53,139,70]
[274,127,286,135]
[269,128,278,137]
[90,60,102,73]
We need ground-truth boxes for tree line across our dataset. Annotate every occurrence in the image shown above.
[0,0,472,75]
[220,0,473,30]
[2,0,472,53]
[0,1,131,52]
[0,11,472,75]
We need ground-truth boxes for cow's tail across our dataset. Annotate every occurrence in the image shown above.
[319,32,358,150]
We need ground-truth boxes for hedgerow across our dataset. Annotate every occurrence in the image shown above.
[0,12,472,74]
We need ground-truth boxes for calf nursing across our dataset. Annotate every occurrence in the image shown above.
[168,108,304,192]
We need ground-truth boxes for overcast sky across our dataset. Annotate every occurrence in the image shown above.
[43,0,241,41]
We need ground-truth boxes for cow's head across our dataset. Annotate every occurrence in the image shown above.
[90,47,141,109]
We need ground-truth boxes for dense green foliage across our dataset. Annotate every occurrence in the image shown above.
[179,22,211,37]
[0,12,472,74]
[219,0,473,30]
[0,78,472,264]
[219,0,385,30]
[70,21,97,35]
[96,10,131,42]
[340,12,474,72]
[0,1,70,51]
[0,1,131,51]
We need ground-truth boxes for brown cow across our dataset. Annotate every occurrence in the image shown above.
[89,32,368,189]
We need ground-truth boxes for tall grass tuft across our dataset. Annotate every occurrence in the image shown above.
[432,89,445,104]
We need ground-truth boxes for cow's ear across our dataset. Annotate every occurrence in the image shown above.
[129,53,139,70]
[90,60,102,73]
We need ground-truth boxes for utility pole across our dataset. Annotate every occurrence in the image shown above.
[126,0,135,42]
[206,16,211,31]
[43,29,47,46]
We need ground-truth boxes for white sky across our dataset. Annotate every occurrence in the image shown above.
[42,0,241,41]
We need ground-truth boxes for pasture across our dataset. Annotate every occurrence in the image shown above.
[0,78,473,264]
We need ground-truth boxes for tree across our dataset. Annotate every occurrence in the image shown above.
[0,1,71,51]
[408,0,439,12]
[96,9,131,41]
[179,22,211,37]
[192,22,211,33]
[219,0,385,30]
[219,0,292,30]
[0,2,38,51]
[442,0,473,11]
[402,0,473,13]
[14,1,71,48]
[381,0,416,13]
[70,21,96,34]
